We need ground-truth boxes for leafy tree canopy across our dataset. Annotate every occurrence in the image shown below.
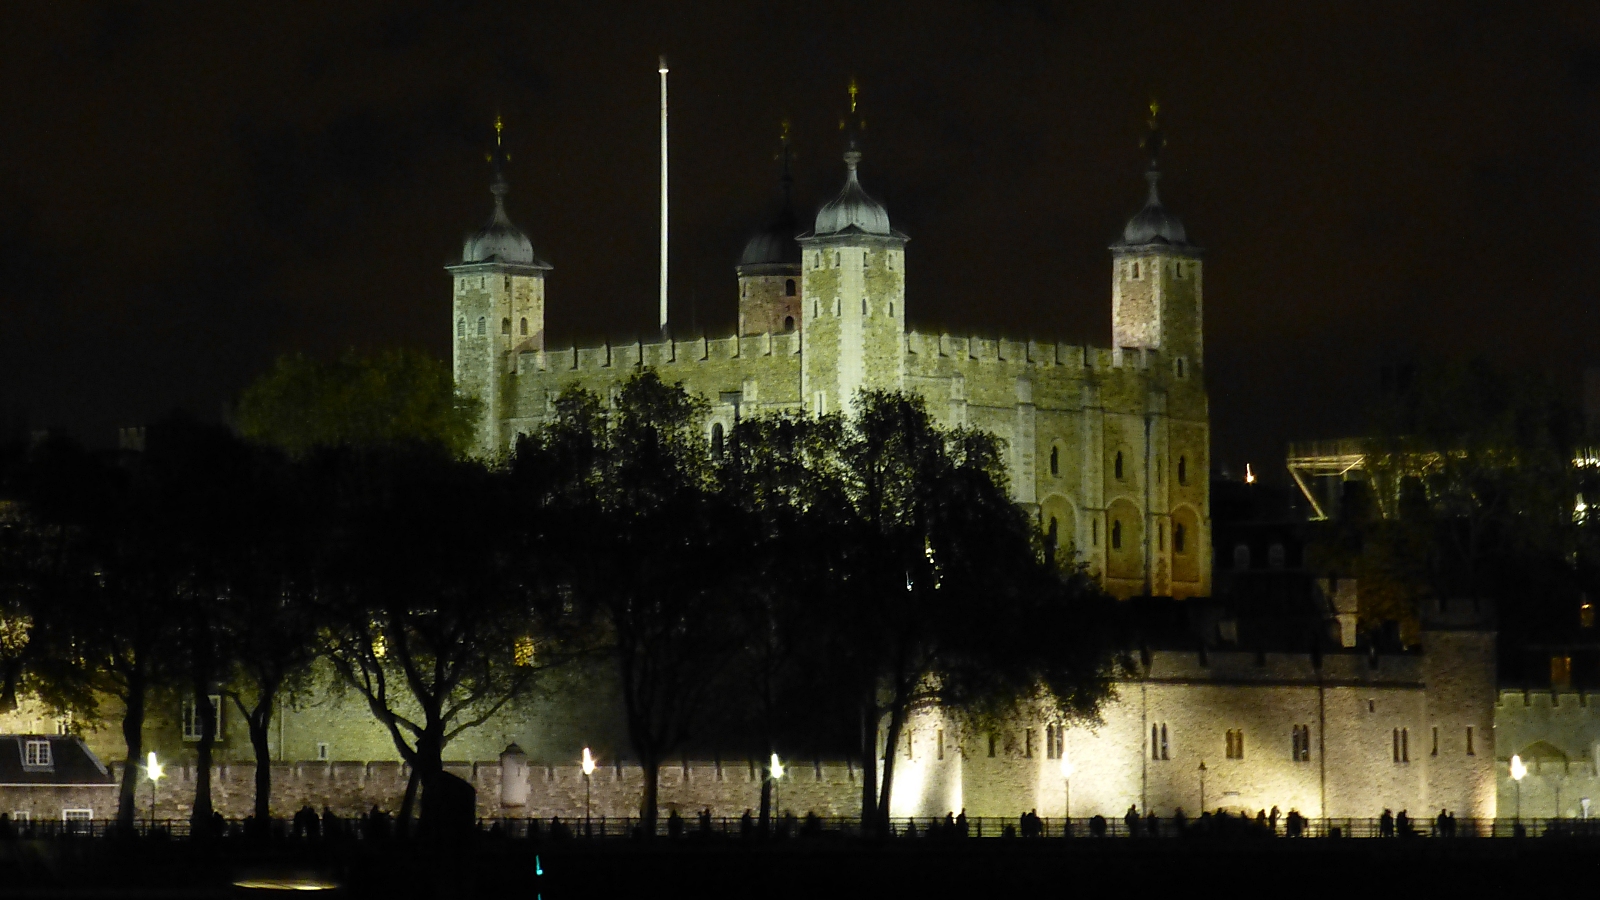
[236,349,480,457]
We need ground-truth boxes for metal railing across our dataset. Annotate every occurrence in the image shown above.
[0,814,1596,842]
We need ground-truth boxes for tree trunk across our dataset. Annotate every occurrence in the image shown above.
[640,756,661,836]
[859,697,879,836]
[116,674,146,832]
[758,777,772,834]
[878,703,906,836]
[247,700,274,825]
[190,683,216,835]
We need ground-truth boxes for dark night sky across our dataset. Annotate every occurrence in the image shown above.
[2,2,1598,479]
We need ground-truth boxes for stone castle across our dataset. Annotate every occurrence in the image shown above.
[11,99,1600,828]
[451,102,1210,600]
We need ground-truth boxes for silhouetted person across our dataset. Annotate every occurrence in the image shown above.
[956,809,969,838]
[739,809,754,839]
[697,807,712,836]
[1146,810,1159,837]
[1269,805,1280,833]
[1396,809,1410,838]
[1435,808,1448,837]
[0,813,13,840]
[1090,814,1107,837]
[1173,808,1187,835]
[1125,804,1140,836]
[1256,809,1268,833]
[321,806,339,840]
[943,811,956,837]
[667,809,684,839]
[1379,808,1394,838]
[905,818,918,838]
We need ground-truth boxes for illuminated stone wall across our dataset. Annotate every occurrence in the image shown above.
[1493,689,1600,819]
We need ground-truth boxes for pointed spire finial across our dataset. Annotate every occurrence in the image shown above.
[486,117,512,210]
[1140,99,1165,202]
[777,119,796,201]
[839,79,866,169]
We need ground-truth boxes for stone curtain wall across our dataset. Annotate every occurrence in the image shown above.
[99,760,863,822]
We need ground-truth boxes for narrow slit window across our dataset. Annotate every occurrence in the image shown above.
[477,317,486,336]
[1050,446,1060,476]
[1111,520,1122,550]
[1466,727,1475,756]
[1114,451,1124,480]
[1178,456,1188,485]
[501,317,511,335]
[520,317,529,336]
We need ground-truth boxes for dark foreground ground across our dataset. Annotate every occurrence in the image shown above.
[0,836,1592,898]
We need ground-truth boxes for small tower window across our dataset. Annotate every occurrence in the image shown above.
[784,316,795,332]
[457,318,466,337]
[814,252,821,268]
[863,252,871,268]
[1111,520,1122,550]
[501,318,511,335]
[785,279,796,296]
[1176,262,1185,279]
[711,423,724,458]
[1173,522,1186,554]
[813,300,819,318]
[1233,544,1251,569]
[477,317,486,336]
[1178,456,1188,485]
[1158,522,1165,551]
[1176,358,1185,378]
[834,252,840,267]
[888,302,894,317]
[742,282,748,298]
[1049,446,1059,476]
[1131,261,1141,280]
[862,299,868,316]
[1268,543,1286,569]
[520,317,529,336]
[833,297,841,316]
[504,276,511,291]
[1114,451,1124,480]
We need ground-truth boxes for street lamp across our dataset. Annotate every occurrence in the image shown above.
[1059,754,1075,835]
[144,751,164,833]
[1510,754,1527,823]
[1198,761,1208,813]
[770,753,785,827]
[581,747,596,836]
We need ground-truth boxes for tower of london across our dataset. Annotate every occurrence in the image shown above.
[452,102,1212,600]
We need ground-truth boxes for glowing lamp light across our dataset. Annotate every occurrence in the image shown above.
[1059,754,1075,780]
[1244,464,1257,485]
[581,747,596,777]
[770,753,785,780]
[145,751,164,784]
[1510,754,1527,782]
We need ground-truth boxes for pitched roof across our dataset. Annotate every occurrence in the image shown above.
[0,735,117,786]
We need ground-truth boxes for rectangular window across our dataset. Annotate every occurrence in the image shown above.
[1045,725,1066,760]
[988,733,997,758]
[936,729,944,761]
[1225,729,1244,760]
[1553,655,1573,689]
[181,695,223,742]
[9,811,28,823]
[1025,728,1034,759]
[1431,727,1439,757]
[23,740,50,768]
[1152,723,1170,761]
[317,742,330,762]
[1466,727,1475,756]
[62,809,91,823]
[1393,728,1410,763]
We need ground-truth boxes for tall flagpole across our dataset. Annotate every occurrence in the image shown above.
[658,55,669,337]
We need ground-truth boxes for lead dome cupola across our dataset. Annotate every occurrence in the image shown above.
[461,120,549,267]
[1114,103,1193,251]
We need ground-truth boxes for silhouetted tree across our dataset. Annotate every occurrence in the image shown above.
[312,445,557,830]
[517,372,745,834]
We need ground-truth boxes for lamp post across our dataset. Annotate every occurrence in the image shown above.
[581,747,596,837]
[1059,754,1075,836]
[1511,754,1527,825]
[1198,761,1208,814]
[770,753,785,829]
[144,751,164,834]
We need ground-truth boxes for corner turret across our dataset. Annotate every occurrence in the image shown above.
[1110,103,1203,375]
[737,123,803,336]
[446,118,552,457]
[797,81,908,416]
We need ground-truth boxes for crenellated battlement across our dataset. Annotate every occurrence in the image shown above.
[903,332,1163,373]
[516,331,801,376]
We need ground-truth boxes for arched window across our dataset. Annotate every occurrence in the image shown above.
[1233,544,1251,570]
[520,317,529,336]
[1114,451,1124,480]
[1111,520,1122,550]
[1178,456,1187,485]
[477,317,486,336]
[1050,446,1059,476]
[1173,522,1186,554]
[711,423,724,457]
[784,316,795,332]
[457,318,466,337]
[1268,543,1286,570]
[501,318,511,335]
[785,278,796,296]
